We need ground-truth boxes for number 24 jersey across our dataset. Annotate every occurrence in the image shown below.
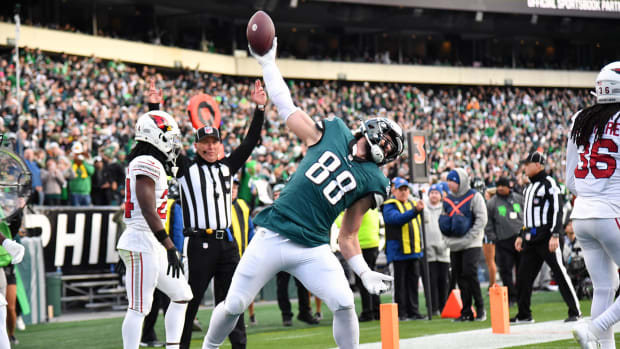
[117,155,169,253]
[254,117,390,247]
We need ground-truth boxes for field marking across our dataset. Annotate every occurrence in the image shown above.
[350,318,620,349]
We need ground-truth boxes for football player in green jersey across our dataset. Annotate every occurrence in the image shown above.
[204,38,404,349]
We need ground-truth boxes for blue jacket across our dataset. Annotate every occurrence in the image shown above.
[25,159,42,188]
[382,201,424,263]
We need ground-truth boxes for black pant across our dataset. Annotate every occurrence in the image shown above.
[516,240,581,319]
[141,289,170,343]
[354,247,381,319]
[450,247,484,317]
[180,236,245,349]
[393,258,423,318]
[276,272,312,320]
[495,235,520,302]
[43,195,61,206]
[428,261,450,313]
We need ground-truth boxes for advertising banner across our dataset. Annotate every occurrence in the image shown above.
[24,207,121,274]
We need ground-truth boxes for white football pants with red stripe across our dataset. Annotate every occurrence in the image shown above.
[119,248,192,314]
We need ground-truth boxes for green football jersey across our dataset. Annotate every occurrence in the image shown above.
[254,117,390,247]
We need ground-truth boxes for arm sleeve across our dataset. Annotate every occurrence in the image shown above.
[566,112,579,195]
[85,162,95,176]
[174,154,191,179]
[382,203,417,226]
[261,61,298,121]
[148,103,160,111]
[467,193,488,236]
[130,158,162,183]
[565,139,578,196]
[549,180,563,236]
[40,170,49,182]
[484,198,497,242]
[223,107,265,173]
[56,171,67,186]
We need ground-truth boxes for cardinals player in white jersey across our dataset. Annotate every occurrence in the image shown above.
[117,110,192,349]
[567,62,620,349]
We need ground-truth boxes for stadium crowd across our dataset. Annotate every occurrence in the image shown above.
[0,48,593,207]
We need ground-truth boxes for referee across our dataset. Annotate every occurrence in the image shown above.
[511,151,581,324]
[148,79,266,349]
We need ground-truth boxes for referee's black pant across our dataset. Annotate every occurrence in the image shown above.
[180,235,245,349]
[516,238,581,319]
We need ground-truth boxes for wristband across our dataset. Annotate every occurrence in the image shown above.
[154,229,168,243]
[347,254,371,277]
[552,233,560,238]
[257,104,265,112]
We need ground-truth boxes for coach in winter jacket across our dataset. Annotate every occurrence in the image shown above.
[443,168,488,253]
[485,176,523,303]
[444,168,488,322]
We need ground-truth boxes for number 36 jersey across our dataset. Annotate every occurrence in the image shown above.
[254,117,390,247]
[566,110,620,219]
[117,155,169,253]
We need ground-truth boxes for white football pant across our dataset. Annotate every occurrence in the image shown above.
[204,228,358,349]
[119,248,193,349]
[573,218,620,349]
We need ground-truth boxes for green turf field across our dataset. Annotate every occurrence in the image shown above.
[14,291,608,348]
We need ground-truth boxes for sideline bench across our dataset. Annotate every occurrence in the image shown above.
[61,273,127,310]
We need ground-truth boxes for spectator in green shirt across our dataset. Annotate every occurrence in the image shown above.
[67,142,94,206]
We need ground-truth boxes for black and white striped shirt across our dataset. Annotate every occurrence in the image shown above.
[178,159,234,230]
[522,170,563,241]
[175,107,264,231]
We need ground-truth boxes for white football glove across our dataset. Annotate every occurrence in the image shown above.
[360,270,393,295]
[249,37,278,67]
[3,239,25,264]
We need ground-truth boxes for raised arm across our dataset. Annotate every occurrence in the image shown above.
[250,38,322,146]
[225,80,266,173]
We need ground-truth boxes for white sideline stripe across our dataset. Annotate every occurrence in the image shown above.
[267,332,317,340]
[351,318,620,349]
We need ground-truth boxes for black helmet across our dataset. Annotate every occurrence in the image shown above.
[361,117,404,166]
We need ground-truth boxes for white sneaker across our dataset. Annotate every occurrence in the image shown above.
[572,323,599,349]
[16,316,26,331]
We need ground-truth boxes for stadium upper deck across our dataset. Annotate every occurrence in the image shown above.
[0,0,618,71]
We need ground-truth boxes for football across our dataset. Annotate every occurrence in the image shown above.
[246,10,275,56]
